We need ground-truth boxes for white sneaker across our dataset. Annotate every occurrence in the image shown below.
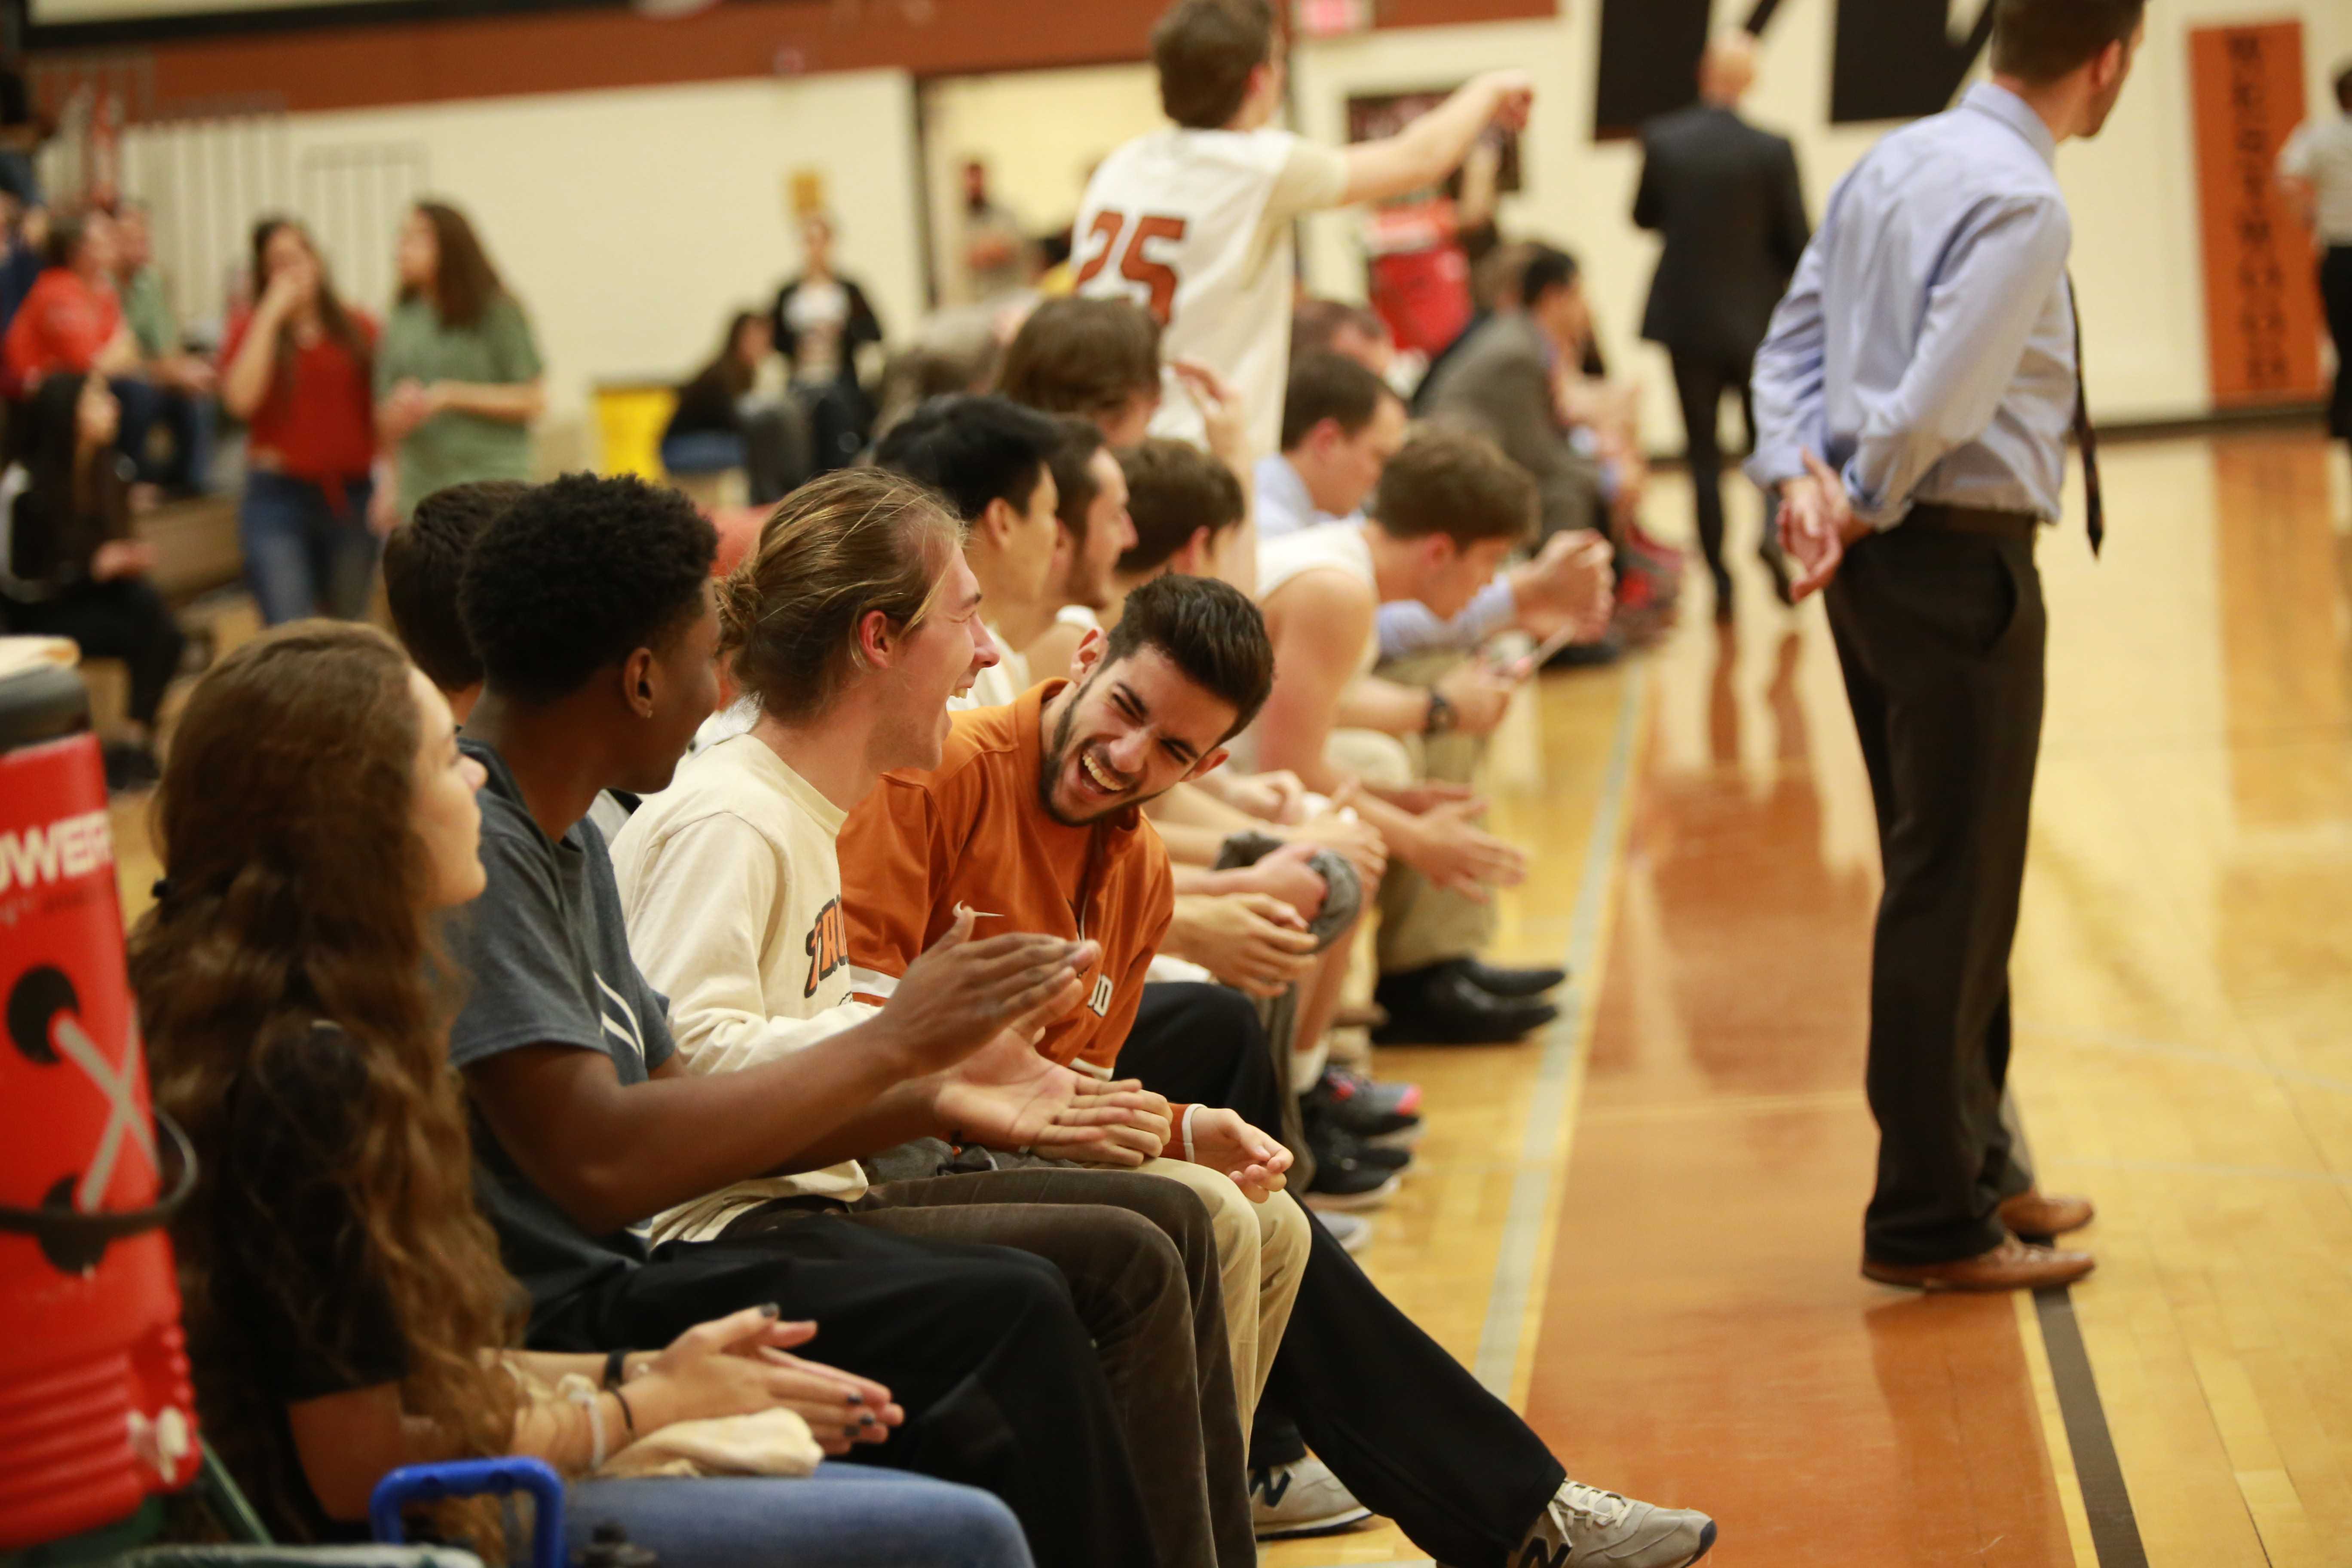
[1514,1480,1715,1568]
[1320,1210,1375,1254]
[1249,1455,1373,1540]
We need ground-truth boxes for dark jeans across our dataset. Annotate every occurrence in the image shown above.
[3,576,185,726]
[240,469,379,625]
[527,1221,1155,1568]
[729,1166,1253,1568]
[1669,348,1756,596]
[567,1470,1033,1568]
[2322,247,2352,444]
[113,378,213,493]
[661,398,812,508]
[1824,520,2046,1264]
[1119,983,1566,1568]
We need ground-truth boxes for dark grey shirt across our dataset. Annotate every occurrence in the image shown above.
[447,737,675,1323]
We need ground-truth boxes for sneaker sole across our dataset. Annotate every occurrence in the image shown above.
[1252,1505,1374,1540]
[1364,1121,1425,1150]
[1304,1174,1402,1213]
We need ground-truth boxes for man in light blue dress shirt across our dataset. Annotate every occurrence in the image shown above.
[1747,0,2142,1293]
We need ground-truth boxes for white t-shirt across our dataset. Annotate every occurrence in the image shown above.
[610,734,875,1239]
[1257,520,1379,679]
[784,277,851,383]
[949,628,1032,712]
[1074,126,1350,459]
[2280,116,2352,245]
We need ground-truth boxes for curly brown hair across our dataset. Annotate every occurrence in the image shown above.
[131,621,518,1549]
[404,201,511,331]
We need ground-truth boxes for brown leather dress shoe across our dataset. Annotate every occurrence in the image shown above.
[1997,1190,2095,1240]
[1862,1236,2095,1292]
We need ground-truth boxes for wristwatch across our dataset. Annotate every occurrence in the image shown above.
[1424,689,1457,737]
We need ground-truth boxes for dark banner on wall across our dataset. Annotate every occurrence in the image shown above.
[1593,0,1993,139]
[2188,21,2325,407]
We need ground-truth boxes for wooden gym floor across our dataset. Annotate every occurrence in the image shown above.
[106,429,2352,1568]
[1265,427,2352,1568]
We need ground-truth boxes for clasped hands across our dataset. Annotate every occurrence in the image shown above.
[893,907,1291,1201]
[1776,450,1872,600]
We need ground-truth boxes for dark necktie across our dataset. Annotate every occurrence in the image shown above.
[2067,273,2104,556]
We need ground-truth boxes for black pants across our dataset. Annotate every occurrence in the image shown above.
[1824,522,2046,1264]
[6,577,185,726]
[729,1166,1253,1568]
[1669,348,1756,597]
[529,1224,1156,1568]
[1122,982,1567,1568]
[2321,247,2352,444]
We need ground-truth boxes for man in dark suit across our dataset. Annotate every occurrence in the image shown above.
[1635,32,1810,619]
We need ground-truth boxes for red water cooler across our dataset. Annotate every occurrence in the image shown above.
[0,659,199,1549]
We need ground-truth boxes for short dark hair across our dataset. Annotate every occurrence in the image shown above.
[873,393,1062,524]
[1152,0,1277,129]
[997,297,1163,422]
[2335,61,2352,113]
[1101,572,1274,739]
[1047,417,1110,540]
[1372,429,1537,548]
[1280,351,1396,452]
[383,479,529,694]
[1292,298,1387,361]
[1990,0,2146,84]
[1118,439,1245,577]
[460,472,717,705]
[1520,245,1581,309]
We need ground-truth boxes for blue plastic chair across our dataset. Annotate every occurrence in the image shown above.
[368,1461,565,1568]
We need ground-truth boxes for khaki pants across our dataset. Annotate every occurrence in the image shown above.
[1135,1155,1310,1430]
[1330,650,1496,976]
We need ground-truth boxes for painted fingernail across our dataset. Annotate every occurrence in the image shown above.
[859,1412,878,1427]
[845,1393,863,1405]
[759,1302,781,1317]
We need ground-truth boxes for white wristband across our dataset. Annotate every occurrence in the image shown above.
[1181,1102,1203,1164]
[562,1375,607,1471]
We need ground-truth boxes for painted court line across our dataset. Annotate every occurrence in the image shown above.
[1301,662,1649,1568]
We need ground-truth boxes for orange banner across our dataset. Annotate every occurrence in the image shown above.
[2190,22,2325,407]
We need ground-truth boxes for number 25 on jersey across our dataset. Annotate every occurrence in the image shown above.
[1074,210,1189,324]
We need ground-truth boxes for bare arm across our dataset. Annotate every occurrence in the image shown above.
[1254,574,1378,792]
[1332,674,1436,737]
[432,378,545,424]
[1342,71,1532,207]
[220,300,291,420]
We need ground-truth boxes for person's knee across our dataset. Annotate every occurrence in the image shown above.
[1262,1190,1312,1278]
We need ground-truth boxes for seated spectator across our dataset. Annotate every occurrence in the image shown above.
[873,393,1068,707]
[113,199,216,493]
[1290,298,1396,380]
[1418,245,1681,625]
[132,619,1039,1568]
[220,217,385,624]
[663,309,808,505]
[1268,350,1611,660]
[377,201,543,524]
[382,478,528,722]
[997,294,1251,500]
[997,296,1164,444]
[1253,430,1605,1044]
[0,371,183,790]
[835,573,1717,1568]
[440,470,1196,1568]
[610,468,1278,1568]
[772,212,884,472]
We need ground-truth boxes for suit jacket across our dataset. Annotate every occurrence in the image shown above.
[1415,312,1602,541]
[1634,104,1810,365]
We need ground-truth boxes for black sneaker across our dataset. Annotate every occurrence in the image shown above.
[1305,1067,1423,1142]
[1456,957,1566,999]
[1304,1145,1402,1211]
[1307,1109,1412,1175]
[1374,962,1559,1045]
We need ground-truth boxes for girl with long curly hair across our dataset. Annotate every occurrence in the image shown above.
[133,620,1035,1568]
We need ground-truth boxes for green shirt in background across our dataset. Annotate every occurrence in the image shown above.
[121,266,176,359]
[376,292,543,517]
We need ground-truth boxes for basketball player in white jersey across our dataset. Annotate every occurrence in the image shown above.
[1074,0,1531,459]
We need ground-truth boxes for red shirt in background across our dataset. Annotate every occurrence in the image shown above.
[221,308,379,482]
[3,268,122,392]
